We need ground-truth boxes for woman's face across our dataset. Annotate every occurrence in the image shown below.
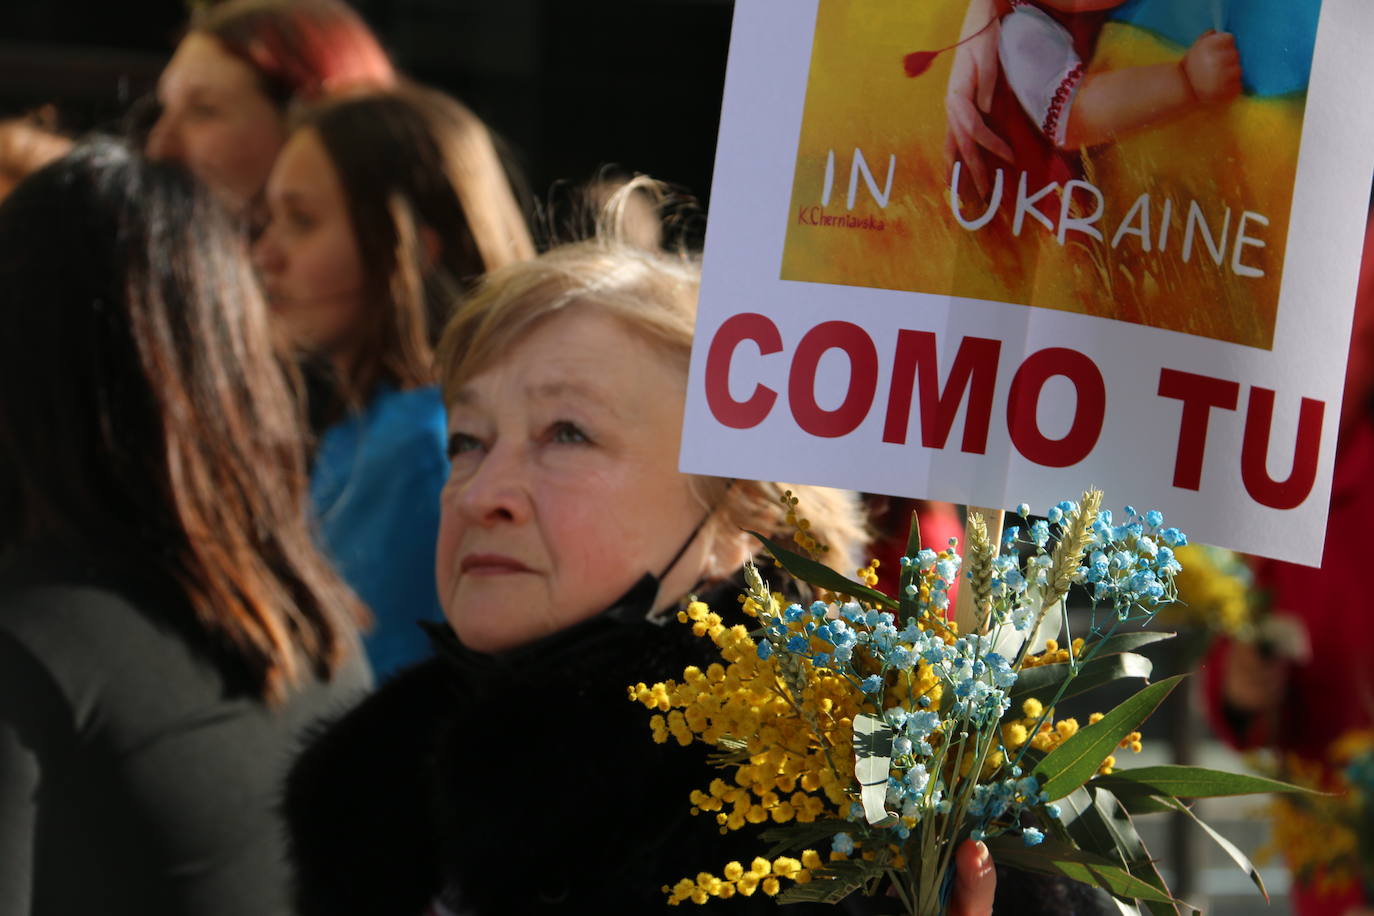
[146,32,287,212]
[253,128,366,360]
[436,307,709,652]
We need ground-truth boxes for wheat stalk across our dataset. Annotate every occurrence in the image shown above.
[964,512,995,633]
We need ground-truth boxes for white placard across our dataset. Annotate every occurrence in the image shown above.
[682,0,1374,566]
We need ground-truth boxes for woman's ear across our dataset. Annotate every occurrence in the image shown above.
[419,225,442,268]
[707,525,755,580]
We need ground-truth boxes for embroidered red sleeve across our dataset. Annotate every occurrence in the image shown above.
[1041,61,1085,145]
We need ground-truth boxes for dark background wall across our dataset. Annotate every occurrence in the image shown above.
[0,0,734,207]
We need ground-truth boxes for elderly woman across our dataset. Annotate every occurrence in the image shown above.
[284,189,998,915]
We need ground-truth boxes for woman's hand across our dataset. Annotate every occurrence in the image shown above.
[944,0,1012,199]
[948,839,997,916]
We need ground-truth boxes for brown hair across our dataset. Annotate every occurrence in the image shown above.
[195,0,396,108]
[0,139,365,702]
[298,83,536,405]
[436,179,869,577]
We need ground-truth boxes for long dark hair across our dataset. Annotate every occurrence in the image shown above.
[297,83,536,407]
[0,138,365,701]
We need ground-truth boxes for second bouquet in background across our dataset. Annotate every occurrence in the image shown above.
[632,490,1310,913]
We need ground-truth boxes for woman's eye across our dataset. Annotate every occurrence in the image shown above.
[447,432,484,459]
[187,102,221,119]
[286,208,316,232]
[549,421,590,445]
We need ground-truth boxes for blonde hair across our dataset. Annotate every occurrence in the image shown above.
[436,179,870,579]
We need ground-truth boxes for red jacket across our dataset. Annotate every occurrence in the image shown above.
[1202,416,1374,916]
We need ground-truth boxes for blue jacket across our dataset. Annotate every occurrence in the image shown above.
[311,384,448,679]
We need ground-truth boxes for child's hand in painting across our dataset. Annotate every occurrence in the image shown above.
[943,0,1013,199]
[1183,30,1242,104]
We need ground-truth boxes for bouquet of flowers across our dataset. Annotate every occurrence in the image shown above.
[631,490,1309,913]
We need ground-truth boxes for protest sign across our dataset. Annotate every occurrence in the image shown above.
[680,0,1374,565]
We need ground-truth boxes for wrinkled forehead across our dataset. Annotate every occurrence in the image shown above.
[445,307,684,423]
[449,372,626,418]
[442,297,682,403]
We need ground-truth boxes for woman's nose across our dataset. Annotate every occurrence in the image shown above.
[145,112,183,161]
[251,227,284,276]
[456,443,533,527]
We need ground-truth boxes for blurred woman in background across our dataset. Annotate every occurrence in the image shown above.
[0,139,370,915]
[146,0,395,215]
[254,83,535,677]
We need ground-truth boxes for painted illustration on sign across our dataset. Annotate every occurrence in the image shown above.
[781,0,1322,350]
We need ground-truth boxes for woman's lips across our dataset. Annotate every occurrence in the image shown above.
[459,554,532,576]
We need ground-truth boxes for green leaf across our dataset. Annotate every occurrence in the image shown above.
[1114,793,1180,816]
[1056,787,1140,868]
[775,858,880,904]
[1034,675,1184,801]
[1054,787,1183,914]
[1150,795,1269,903]
[986,835,1177,904]
[904,510,923,557]
[1091,765,1317,799]
[899,511,923,618]
[749,531,896,609]
[1008,652,1154,712]
[1080,630,1175,660]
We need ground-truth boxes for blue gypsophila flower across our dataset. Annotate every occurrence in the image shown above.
[907,710,940,738]
[886,645,914,670]
[936,558,958,584]
[1022,827,1045,846]
[861,674,884,694]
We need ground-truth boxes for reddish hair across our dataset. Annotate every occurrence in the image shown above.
[196,0,396,108]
